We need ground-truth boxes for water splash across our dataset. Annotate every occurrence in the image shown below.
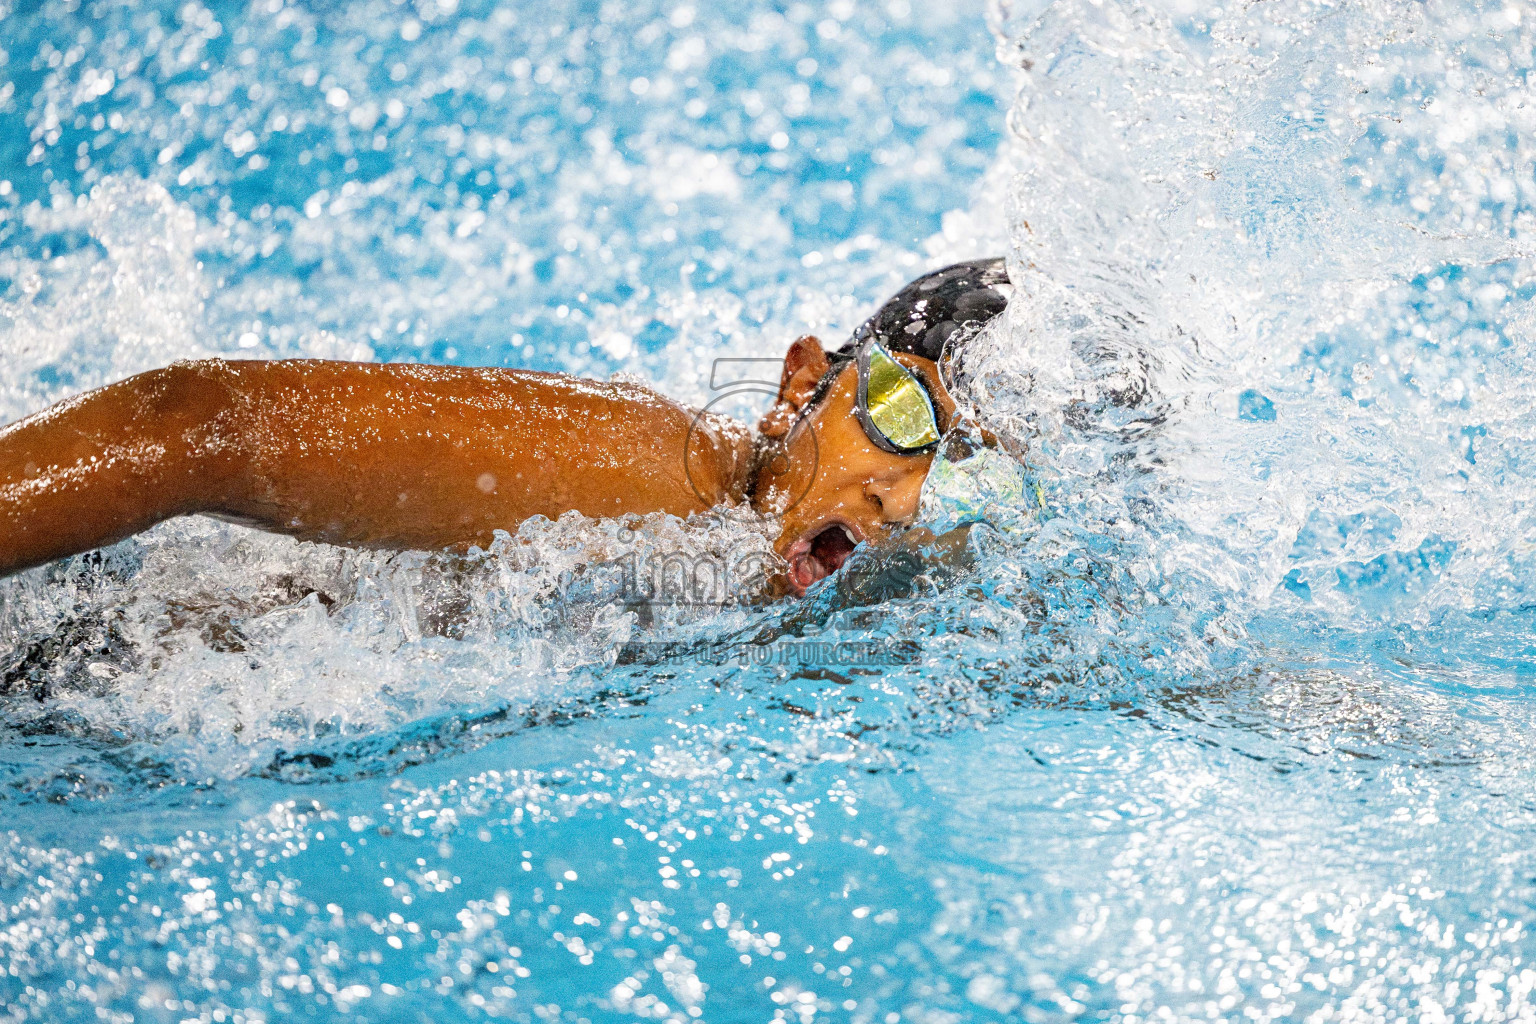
[0,506,782,795]
[9,1,1536,1023]
[0,0,1004,800]
[947,0,1536,695]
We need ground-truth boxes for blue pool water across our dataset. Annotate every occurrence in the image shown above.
[7,0,1536,1021]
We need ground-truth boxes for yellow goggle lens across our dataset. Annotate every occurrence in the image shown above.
[865,346,940,450]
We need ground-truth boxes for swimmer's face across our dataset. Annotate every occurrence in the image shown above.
[753,335,957,595]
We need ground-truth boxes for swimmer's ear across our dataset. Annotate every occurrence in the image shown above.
[759,335,830,439]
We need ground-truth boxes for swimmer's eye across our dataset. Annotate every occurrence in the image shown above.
[856,343,941,454]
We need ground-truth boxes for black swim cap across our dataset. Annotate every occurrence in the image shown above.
[795,258,1012,419]
[837,257,1012,365]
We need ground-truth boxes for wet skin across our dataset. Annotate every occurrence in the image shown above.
[0,341,953,590]
[751,335,958,594]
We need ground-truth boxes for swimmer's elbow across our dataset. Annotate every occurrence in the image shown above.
[129,359,241,423]
[123,358,249,510]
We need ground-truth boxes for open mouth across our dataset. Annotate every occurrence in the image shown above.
[784,521,862,594]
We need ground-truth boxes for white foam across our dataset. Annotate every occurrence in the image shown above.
[955,0,1536,680]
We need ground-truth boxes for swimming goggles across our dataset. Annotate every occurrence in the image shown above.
[854,340,943,455]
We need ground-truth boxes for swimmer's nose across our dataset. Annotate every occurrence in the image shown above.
[863,465,926,526]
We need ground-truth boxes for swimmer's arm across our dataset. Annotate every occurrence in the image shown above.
[0,358,753,578]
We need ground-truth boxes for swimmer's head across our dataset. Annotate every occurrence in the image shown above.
[752,258,1012,594]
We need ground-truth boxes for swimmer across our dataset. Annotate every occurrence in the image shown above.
[0,259,1011,595]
